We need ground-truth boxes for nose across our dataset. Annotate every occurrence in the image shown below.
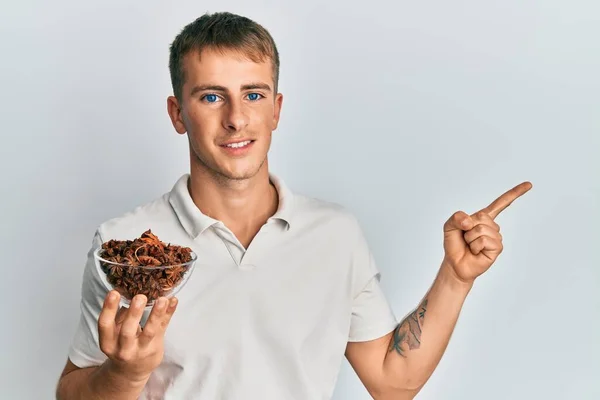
[222,99,248,132]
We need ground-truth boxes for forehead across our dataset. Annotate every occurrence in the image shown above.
[181,48,273,89]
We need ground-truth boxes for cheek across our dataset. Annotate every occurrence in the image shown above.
[254,105,275,128]
[185,109,218,138]
[186,107,206,128]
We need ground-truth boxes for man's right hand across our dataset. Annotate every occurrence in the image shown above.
[98,291,178,384]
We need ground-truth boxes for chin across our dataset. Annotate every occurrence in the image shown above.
[215,164,264,181]
[224,169,261,181]
[220,157,268,181]
[192,151,267,182]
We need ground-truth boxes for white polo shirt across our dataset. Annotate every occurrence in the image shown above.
[68,173,398,400]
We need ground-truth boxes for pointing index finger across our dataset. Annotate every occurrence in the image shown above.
[482,181,533,219]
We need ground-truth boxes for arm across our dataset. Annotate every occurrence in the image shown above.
[57,292,178,400]
[59,230,180,399]
[346,182,532,399]
[345,261,471,399]
[56,358,149,400]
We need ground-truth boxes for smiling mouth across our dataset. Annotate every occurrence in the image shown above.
[221,140,254,149]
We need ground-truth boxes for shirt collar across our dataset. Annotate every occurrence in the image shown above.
[168,174,219,239]
[169,173,294,239]
[268,173,294,230]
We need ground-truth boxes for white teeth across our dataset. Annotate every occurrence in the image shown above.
[226,140,251,148]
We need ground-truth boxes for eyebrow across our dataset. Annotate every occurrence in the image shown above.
[190,82,272,97]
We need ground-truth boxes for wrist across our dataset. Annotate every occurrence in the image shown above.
[94,360,150,391]
[109,359,152,385]
[439,259,475,294]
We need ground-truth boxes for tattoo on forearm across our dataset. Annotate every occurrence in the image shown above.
[388,298,428,357]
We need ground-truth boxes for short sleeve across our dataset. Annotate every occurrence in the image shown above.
[347,223,398,342]
[67,230,109,368]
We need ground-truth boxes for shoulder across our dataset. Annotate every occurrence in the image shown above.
[95,192,174,242]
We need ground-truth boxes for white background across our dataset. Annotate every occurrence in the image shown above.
[1,1,598,399]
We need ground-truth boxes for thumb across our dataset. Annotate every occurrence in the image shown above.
[444,211,474,233]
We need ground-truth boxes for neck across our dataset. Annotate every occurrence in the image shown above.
[187,160,278,247]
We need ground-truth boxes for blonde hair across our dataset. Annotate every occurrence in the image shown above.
[169,12,280,101]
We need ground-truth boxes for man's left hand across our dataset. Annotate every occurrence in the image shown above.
[442,181,533,284]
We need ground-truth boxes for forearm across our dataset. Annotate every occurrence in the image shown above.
[57,360,148,400]
[382,260,472,392]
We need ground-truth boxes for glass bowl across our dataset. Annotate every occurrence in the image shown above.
[93,247,197,308]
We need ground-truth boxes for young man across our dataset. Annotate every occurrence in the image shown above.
[56,12,531,400]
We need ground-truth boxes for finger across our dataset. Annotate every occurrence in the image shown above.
[469,235,503,255]
[444,211,474,232]
[98,291,120,354]
[114,306,142,338]
[164,297,179,326]
[160,298,179,333]
[115,306,128,325]
[482,181,533,219]
[464,223,502,245]
[141,298,179,347]
[117,295,147,351]
[470,211,500,232]
[139,297,168,346]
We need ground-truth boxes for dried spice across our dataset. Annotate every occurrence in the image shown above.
[98,230,193,302]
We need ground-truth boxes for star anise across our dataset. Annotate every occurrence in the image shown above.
[98,230,193,303]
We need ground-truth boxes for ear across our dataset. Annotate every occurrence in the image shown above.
[167,96,187,134]
[272,93,283,131]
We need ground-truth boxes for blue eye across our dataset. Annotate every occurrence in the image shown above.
[247,93,262,101]
[204,94,218,103]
